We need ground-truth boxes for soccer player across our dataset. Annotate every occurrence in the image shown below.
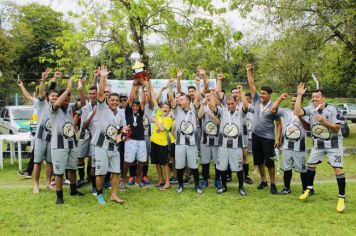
[216,85,248,195]
[294,83,346,213]
[92,65,126,204]
[246,63,282,194]
[51,78,86,204]
[270,93,309,194]
[198,89,220,188]
[169,78,203,194]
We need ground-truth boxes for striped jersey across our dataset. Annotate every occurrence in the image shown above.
[91,100,125,151]
[245,105,254,140]
[50,103,78,149]
[218,103,246,149]
[143,103,154,137]
[303,104,343,149]
[34,98,52,142]
[174,105,199,146]
[279,108,306,152]
[200,105,220,146]
[78,102,96,140]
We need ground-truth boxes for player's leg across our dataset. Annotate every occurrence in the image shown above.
[94,147,109,204]
[216,147,228,194]
[200,144,211,188]
[142,136,151,184]
[135,140,147,187]
[108,150,124,203]
[44,141,53,190]
[52,148,67,204]
[187,145,202,194]
[229,148,246,196]
[67,149,84,196]
[33,138,46,193]
[252,134,268,189]
[175,145,186,193]
[242,147,253,185]
[262,138,277,194]
[280,149,293,194]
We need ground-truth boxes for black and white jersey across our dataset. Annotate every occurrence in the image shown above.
[218,103,245,149]
[78,102,96,140]
[174,106,199,146]
[143,103,153,137]
[200,105,220,146]
[91,100,125,151]
[50,103,78,149]
[304,104,343,149]
[279,108,307,152]
[34,98,52,142]
[245,105,254,140]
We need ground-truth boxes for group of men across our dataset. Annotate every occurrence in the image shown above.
[17,63,346,212]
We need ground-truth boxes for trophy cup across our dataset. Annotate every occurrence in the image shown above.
[130,52,148,81]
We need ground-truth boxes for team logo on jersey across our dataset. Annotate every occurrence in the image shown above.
[180,121,194,135]
[246,118,252,131]
[285,124,302,140]
[105,124,118,142]
[311,124,331,140]
[205,121,218,136]
[62,122,74,139]
[143,115,149,126]
[223,123,239,138]
[44,118,52,132]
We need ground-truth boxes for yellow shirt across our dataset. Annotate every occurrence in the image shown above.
[151,109,176,146]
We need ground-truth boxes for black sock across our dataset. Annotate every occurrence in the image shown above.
[300,172,307,191]
[336,174,346,197]
[86,164,91,181]
[243,164,249,178]
[97,189,103,195]
[283,170,292,189]
[104,173,111,183]
[129,165,136,177]
[202,164,210,180]
[143,165,148,177]
[237,171,244,189]
[92,177,96,188]
[177,169,184,187]
[78,166,85,181]
[191,168,200,186]
[227,166,232,178]
[70,184,77,194]
[56,190,63,199]
[221,171,227,189]
[215,167,221,181]
[306,167,316,189]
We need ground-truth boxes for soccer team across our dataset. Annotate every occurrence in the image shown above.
[17,63,346,212]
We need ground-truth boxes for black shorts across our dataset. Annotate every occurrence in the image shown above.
[252,133,275,168]
[150,142,169,165]
[168,143,175,159]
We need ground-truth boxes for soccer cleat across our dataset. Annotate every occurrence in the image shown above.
[142,176,150,185]
[170,177,178,184]
[17,170,32,179]
[280,187,291,195]
[176,186,183,193]
[64,179,70,185]
[128,177,135,185]
[215,180,222,189]
[96,194,106,205]
[183,175,191,185]
[239,187,247,196]
[257,181,268,190]
[195,186,204,194]
[302,189,315,196]
[91,187,97,196]
[56,197,64,205]
[244,176,254,185]
[299,188,311,200]
[270,183,278,194]
[216,187,227,194]
[201,180,208,188]
[336,197,345,213]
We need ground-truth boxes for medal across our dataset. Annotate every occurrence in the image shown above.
[259,101,271,118]
[133,113,138,127]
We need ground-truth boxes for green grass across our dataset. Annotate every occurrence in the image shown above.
[1,155,356,235]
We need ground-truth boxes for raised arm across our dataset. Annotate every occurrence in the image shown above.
[92,68,100,87]
[39,68,51,98]
[98,65,109,102]
[128,80,138,107]
[176,68,183,94]
[76,79,86,110]
[271,93,289,114]
[294,83,306,117]
[194,77,201,108]
[156,85,167,105]
[168,79,176,108]
[17,80,35,103]
[140,84,146,111]
[216,73,224,100]
[198,98,207,119]
[246,64,256,98]
[238,85,249,113]
[83,107,97,129]
[53,78,72,111]
[48,71,62,91]
[275,120,282,149]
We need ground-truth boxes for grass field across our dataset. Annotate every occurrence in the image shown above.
[1,153,356,235]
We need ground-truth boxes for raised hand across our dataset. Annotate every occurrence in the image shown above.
[41,68,51,81]
[280,93,289,100]
[54,71,62,79]
[17,80,24,87]
[217,73,224,80]
[67,78,73,90]
[246,64,253,72]
[196,66,205,77]
[99,65,109,78]
[177,68,183,78]
[195,77,201,87]
[77,78,84,90]
[297,82,306,95]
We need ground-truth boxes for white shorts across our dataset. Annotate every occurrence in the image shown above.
[77,137,90,158]
[308,147,344,168]
[175,145,199,169]
[34,138,51,164]
[282,149,307,173]
[200,144,218,164]
[124,140,147,163]
[51,148,78,175]
[95,146,120,175]
[217,147,243,172]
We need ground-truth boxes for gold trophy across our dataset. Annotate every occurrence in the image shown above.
[130,52,148,81]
